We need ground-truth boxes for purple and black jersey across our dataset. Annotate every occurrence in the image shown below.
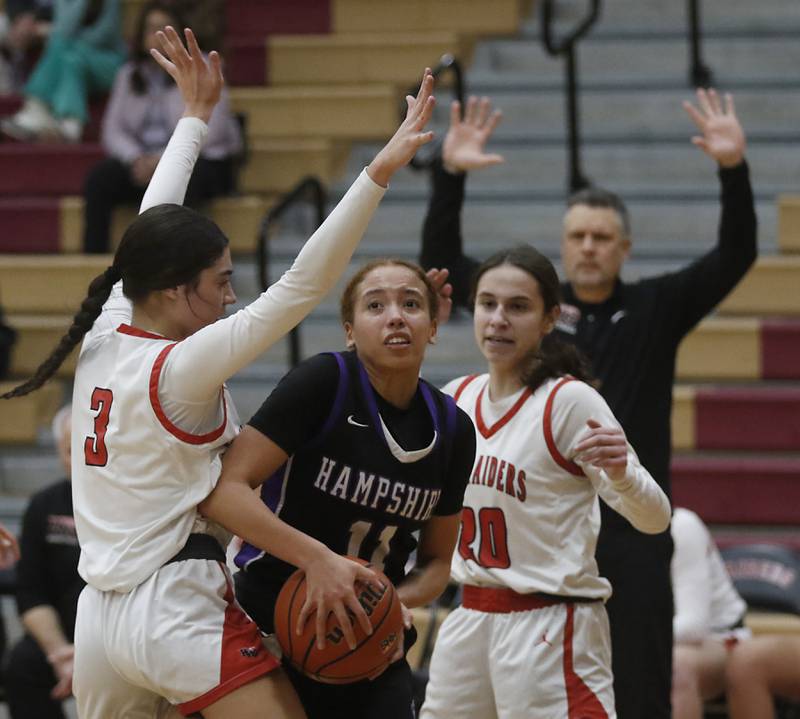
[234,350,475,632]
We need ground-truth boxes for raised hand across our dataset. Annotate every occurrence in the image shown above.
[426,268,453,325]
[574,419,628,482]
[683,88,745,168]
[48,644,75,700]
[367,69,437,187]
[151,26,223,124]
[0,521,19,569]
[442,96,504,174]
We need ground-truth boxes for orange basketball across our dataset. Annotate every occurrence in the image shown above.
[273,557,404,684]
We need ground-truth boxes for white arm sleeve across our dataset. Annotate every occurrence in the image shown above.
[553,381,672,534]
[671,508,714,642]
[161,168,386,402]
[83,118,208,348]
[140,116,208,211]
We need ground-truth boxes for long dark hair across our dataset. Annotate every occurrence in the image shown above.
[471,245,592,391]
[2,204,229,399]
[130,1,185,95]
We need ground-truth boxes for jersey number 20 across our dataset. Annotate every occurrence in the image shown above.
[84,387,113,467]
[458,507,510,569]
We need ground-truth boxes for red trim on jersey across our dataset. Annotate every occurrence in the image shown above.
[453,374,479,403]
[149,343,228,445]
[178,564,280,716]
[475,383,533,439]
[116,323,167,340]
[563,604,609,718]
[543,377,585,477]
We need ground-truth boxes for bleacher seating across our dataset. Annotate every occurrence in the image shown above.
[0,4,797,718]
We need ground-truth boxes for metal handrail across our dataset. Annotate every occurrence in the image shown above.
[403,54,465,170]
[687,0,713,87]
[257,176,327,367]
[541,0,601,193]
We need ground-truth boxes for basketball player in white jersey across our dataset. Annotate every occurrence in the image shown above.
[420,245,671,719]
[2,26,438,719]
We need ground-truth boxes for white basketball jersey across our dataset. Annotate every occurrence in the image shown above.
[444,373,670,600]
[72,322,238,593]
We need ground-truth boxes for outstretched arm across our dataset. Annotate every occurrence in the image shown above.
[140,26,221,211]
[420,96,502,310]
[167,71,438,401]
[660,89,757,337]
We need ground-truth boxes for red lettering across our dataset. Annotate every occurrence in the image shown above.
[516,469,527,502]
[504,463,517,497]
[496,460,506,492]
[486,457,498,488]
[471,455,484,485]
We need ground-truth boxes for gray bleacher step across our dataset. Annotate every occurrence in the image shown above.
[348,88,800,143]
[345,143,796,197]
[247,197,777,276]
[519,0,800,35]
[468,35,800,88]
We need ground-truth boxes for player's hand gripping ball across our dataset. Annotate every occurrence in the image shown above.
[273,558,404,684]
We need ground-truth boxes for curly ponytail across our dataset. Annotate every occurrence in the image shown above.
[2,267,120,399]
[522,334,593,391]
[471,245,594,392]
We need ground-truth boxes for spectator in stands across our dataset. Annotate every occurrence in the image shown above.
[726,631,800,717]
[3,405,84,719]
[671,507,749,718]
[0,0,53,92]
[0,0,125,143]
[82,0,241,253]
[420,89,757,718]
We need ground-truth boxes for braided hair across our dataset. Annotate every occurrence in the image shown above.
[3,204,229,399]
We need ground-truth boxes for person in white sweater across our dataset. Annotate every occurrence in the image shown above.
[670,507,749,719]
[2,25,437,719]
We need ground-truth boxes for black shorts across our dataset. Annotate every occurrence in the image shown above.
[285,651,416,719]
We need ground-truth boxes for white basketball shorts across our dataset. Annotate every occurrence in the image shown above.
[421,587,615,719]
[73,557,280,718]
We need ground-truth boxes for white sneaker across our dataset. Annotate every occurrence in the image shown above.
[0,98,57,140]
[57,117,83,143]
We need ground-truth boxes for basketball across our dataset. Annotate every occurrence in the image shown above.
[273,558,404,684]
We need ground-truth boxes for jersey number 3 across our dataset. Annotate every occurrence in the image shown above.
[458,507,511,569]
[84,387,113,467]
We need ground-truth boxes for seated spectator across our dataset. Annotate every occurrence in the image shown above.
[671,507,750,719]
[82,0,241,253]
[0,0,125,142]
[0,0,53,92]
[4,405,84,719]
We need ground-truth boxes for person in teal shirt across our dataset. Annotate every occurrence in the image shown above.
[1,0,125,142]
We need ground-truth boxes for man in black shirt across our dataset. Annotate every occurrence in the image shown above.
[4,405,84,719]
[420,90,757,718]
